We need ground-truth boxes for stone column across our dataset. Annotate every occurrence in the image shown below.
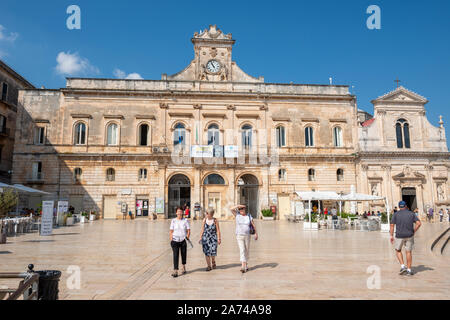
[382,165,392,209]
[361,164,369,211]
[416,183,424,218]
[193,168,201,219]
[426,165,435,211]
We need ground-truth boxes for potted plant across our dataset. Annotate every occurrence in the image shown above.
[89,211,96,221]
[303,213,319,230]
[66,212,74,226]
[80,212,88,223]
[380,212,390,232]
[261,208,274,220]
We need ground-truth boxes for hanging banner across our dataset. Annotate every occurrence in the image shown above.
[41,201,54,236]
[224,145,239,158]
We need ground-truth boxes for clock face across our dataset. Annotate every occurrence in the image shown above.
[206,60,221,73]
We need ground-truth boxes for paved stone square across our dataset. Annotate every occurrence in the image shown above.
[1,220,449,300]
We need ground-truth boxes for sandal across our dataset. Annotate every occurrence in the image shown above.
[240,268,245,273]
[212,262,216,269]
[206,266,212,272]
[171,271,178,278]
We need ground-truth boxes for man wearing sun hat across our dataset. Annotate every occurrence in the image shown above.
[390,201,422,276]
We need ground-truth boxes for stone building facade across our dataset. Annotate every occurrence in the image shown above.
[11,25,450,219]
[0,60,34,183]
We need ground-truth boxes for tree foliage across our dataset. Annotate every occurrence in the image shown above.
[0,188,18,217]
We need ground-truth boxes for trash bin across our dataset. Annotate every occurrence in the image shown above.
[27,264,61,300]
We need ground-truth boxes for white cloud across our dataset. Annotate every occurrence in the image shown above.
[125,72,143,80]
[0,25,19,42]
[113,68,143,80]
[55,51,99,76]
[113,68,126,78]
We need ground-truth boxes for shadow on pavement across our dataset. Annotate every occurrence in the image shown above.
[184,263,241,274]
[248,263,278,271]
[413,265,434,274]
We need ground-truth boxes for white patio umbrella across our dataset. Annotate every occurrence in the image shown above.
[295,191,342,228]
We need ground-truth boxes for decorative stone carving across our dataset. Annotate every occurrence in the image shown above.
[437,183,445,201]
[227,105,236,111]
[159,103,169,109]
[371,183,380,196]
[361,164,369,171]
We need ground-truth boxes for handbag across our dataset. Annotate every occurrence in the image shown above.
[249,215,255,235]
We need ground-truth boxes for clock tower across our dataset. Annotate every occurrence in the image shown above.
[191,25,234,81]
[165,25,263,83]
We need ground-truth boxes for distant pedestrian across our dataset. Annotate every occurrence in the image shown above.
[230,205,258,273]
[199,208,221,271]
[184,205,190,219]
[324,208,328,216]
[393,207,398,213]
[390,201,422,276]
[427,207,434,223]
[170,206,191,277]
[331,207,337,216]
[439,209,444,222]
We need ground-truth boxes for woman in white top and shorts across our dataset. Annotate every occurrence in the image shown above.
[230,204,258,273]
[169,206,191,277]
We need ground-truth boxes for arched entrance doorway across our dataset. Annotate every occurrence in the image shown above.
[238,174,259,218]
[402,187,417,211]
[168,174,191,218]
[203,173,226,218]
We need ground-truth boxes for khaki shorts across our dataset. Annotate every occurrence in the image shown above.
[394,237,414,251]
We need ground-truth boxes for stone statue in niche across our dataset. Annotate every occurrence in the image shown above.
[437,184,445,201]
[371,183,379,196]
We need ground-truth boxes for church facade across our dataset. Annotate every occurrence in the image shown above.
[11,25,449,219]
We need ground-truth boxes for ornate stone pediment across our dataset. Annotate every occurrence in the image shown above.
[393,166,426,182]
[193,25,233,41]
[372,86,428,104]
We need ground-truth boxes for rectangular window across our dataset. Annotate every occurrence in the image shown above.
[32,162,42,180]
[0,115,6,133]
[35,127,45,145]
[1,83,8,101]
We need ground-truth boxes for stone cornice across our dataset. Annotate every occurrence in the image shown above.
[357,151,450,159]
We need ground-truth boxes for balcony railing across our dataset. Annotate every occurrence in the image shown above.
[27,173,44,183]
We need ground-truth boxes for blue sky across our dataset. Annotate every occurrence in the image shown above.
[1,0,449,128]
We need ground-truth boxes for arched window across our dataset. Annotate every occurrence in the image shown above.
[396,119,411,149]
[278,169,286,181]
[74,122,86,145]
[139,124,149,146]
[204,174,225,185]
[106,123,119,146]
[138,168,147,181]
[305,127,314,147]
[276,126,286,147]
[337,169,344,181]
[173,123,186,147]
[207,124,220,145]
[242,125,252,149]
[74,168,82,182]
[308,168,315,181]
[333,126,343,147]
[106,168,115,181]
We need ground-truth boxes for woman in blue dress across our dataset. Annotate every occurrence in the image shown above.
[199,208,222,271]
